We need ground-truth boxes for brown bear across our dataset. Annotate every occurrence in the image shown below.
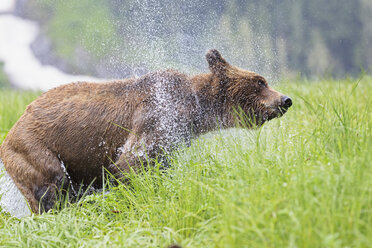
[0,49,292,213]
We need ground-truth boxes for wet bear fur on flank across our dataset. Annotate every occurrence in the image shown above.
[0,49,292,213]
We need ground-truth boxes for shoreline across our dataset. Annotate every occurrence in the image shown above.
[0,0,101,91]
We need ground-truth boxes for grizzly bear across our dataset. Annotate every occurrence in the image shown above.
[0,50,292,213]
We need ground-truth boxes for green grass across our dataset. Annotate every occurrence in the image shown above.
[0,90,40,143]
[0,78,371,247]
[0,62,10,89]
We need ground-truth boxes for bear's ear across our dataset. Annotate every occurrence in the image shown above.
[206,49,229,76]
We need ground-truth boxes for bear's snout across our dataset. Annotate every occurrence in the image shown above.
[281,96,292,110]
[263,94,292,121]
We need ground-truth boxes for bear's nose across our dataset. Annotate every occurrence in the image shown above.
[281,96,292,109]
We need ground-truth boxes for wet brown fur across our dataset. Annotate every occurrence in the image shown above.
[0,50,291,213]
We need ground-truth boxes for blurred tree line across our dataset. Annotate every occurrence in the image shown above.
[26,0,372,79]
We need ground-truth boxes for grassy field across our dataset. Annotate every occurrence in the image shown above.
[0,77,371,247]
[0,62,10,89]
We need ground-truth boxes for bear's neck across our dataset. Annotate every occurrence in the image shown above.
[190,73,234,135]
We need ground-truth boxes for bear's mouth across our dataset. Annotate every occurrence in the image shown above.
[262,106,289,122]
[252,106,289,126]
[277,106,289,116]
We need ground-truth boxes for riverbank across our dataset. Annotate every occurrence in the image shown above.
[0,0,101,91]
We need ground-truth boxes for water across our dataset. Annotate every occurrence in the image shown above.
[152,75,190,149]
[58,155,77,195]
[0,0,100,91]
[0,1,14,13]
[0,159,31,218]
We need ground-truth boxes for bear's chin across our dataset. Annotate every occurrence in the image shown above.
[268,107,289,120]
[258,108,288,124]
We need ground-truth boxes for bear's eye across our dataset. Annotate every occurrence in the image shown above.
[258,80,266,87]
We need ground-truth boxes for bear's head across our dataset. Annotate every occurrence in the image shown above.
[206,49,292,126]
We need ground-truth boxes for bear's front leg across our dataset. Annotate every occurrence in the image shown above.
[106,133,163,180]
